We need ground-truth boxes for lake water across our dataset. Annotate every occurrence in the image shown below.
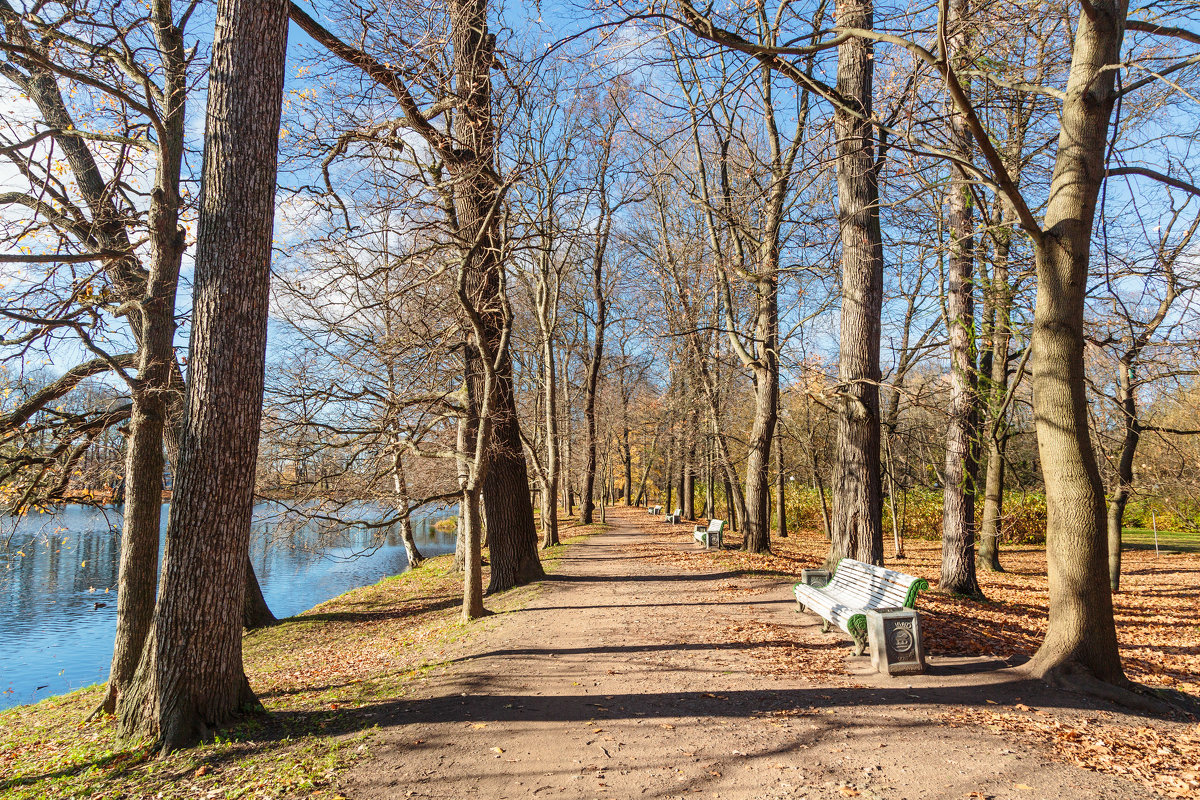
[0,502,456,710]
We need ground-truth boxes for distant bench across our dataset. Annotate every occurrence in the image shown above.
[793,559,928,656]
[693,518,725,549]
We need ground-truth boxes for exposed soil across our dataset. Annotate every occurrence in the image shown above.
[343,508,1184,800]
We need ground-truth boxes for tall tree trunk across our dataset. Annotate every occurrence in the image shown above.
[977,218,1013,573]
[623,425,633,504]
[939,0,983,598]
[1025,0,1127,685]
[1106,361,1138,592]
[704,435,714,518]
[561,358,574,517]
[117,0,288,749]
[664,438,674,512]
[443,0,543,592]
[540,332,561,547]
[682,436,696,520]
[829,0,884,568]
[674,434,686,513]
[97,1,189,714]
[579,250,609,525]
[775,424,787,538]
[743,363,777,552]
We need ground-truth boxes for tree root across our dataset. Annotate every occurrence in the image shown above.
[1024,659,1196,717]
[84,685,118,723]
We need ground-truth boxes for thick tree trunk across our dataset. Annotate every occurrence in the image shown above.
[742,365,777,553]
[444,0,542,592]
[1025,0,1127,685]
[116,0,288,750]
[939,0,982,598]
[479,352,543,591]
[829,0,884,568]
[102,387,169,714]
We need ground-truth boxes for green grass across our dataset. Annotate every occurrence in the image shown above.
[1122,526,1200,553]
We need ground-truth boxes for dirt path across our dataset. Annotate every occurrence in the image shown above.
[343,509,1146,799]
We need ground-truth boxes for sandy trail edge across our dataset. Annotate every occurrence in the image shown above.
[341,509,1146,800]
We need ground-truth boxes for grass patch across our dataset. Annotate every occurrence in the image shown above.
[1122,527,1200,553]
[0,523,601,799]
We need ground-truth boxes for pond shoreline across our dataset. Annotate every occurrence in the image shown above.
[0,519,601,800]
[0,502,457,710]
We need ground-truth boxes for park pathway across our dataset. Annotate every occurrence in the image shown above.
[342,508,1141,799]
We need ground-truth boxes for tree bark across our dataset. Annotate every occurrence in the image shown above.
[1025,0,1128,685]
[977,217,1013,573]
[116,0,288,750]
[1106,360,1137,592]
[682,434,696,520]
[243,557,277,629]
[829,0,884,568]
[98,1,190,712]
[443,0,543,592]
[939,0,983,598]
[775,424,787,538]
[540,316,561,548]
[623,424,633,505]
[392,450,425,569]
[579,194,611,526]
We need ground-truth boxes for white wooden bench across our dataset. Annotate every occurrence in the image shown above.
[793,559,929,656]
[648,504,663,516]
[693,518,725,549]
[665,507,682,524]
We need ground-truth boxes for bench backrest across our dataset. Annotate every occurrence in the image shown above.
[673,508,682,516]
[826,559,927,609]
[707,519,725,533]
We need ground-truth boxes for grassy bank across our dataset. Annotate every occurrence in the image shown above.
[0,519,606,800]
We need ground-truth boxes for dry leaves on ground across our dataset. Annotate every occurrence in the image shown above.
[945,706,1200,798]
